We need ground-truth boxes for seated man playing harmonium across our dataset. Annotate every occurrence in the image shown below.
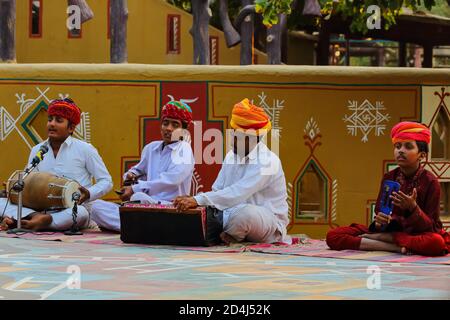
[174,98,290,245]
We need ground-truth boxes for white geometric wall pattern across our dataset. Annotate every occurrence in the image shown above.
[0,87,91,149]
[343,99,390,143]
[252,92,285,136]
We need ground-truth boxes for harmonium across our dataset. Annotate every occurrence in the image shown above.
[119,203,223,246]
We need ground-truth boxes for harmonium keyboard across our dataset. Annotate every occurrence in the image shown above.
[119,203,223,246]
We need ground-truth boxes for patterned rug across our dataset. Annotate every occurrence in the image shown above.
[0,230,449,265]
[246,240,450,265]
[0,229,248,253]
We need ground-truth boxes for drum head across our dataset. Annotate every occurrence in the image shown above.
[62,181,81,208]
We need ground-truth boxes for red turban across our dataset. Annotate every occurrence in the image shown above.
[161,101,193,125]
[48,99,81,126]
[230,98,271,136]
[391,121,431,144]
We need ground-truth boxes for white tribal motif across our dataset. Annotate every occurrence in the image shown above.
[343,99,390,143]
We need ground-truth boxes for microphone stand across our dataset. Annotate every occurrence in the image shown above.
[64,193,83,236]
[7,164,39,234]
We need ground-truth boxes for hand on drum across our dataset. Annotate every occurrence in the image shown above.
[120,186,134,201]
[173,196,198,212]
[78,186,90,204]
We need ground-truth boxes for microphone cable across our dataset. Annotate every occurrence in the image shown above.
[0,184,16,224]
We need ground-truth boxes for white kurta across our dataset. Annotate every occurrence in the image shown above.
[194,142,290,243]
[128,140,194,201]
[91,140,195,231]
[1,136,113,230]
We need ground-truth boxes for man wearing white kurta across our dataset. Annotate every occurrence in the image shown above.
[0,99,112,231]
[90,101,195,232]
[174,98,290,244]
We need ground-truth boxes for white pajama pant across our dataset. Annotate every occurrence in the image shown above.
[90,192,171,232]
[0,198,90,231]
[223,204,287,244]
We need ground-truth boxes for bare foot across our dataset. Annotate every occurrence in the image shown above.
[220,232,238,245]
[0,217,17,231]
[401,247,413,255]
[359,233,380,240]
[21,213,52,231]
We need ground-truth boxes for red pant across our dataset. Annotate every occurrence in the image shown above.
[326,223,449,256]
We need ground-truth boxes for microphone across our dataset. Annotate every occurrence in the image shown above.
[31,143,49,166]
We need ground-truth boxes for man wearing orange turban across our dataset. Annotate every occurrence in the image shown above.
[174,99,290,245]
[230,98,272,135]
[327,121,449,256]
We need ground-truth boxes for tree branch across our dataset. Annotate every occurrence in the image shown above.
[219,0,240,47]
[234,4,256,30]
[0,0,16,62]
[110,0,128,63]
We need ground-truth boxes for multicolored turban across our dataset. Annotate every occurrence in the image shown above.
[391,121,431,144]
[230,98,272,136]
[48,98,81,126]
[161,101,193,125]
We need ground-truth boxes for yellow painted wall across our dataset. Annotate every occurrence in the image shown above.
[15,0,267,64]
[287,33,316,65]
[0,64,449,239]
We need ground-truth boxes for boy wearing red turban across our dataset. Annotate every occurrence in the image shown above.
[90,101,195,232]
[0,98,113,231]
[326,121,449,256]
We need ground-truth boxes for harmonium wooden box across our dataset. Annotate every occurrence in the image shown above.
[119,203,223,246]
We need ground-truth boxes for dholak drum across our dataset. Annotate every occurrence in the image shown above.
[6,171,81,212]
[119,204,223,246]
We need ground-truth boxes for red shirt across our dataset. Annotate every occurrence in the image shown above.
[372,166,442,234]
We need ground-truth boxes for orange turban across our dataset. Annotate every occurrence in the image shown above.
[230,98,271,136]
[391,121,431,144]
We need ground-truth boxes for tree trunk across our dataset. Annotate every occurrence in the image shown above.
[422,44,433,68]
[219,0,240,47]
[345,37,350,66]
[266,14,286,64]
[68,0,94,23]
[281,15,288,63]
[317,22,330,65]
[191,0,210,64]
[377,47,385,66]
[398,41,406,67]
[0,0,15,62]
[236,2,255,65]
[110,0,128,63]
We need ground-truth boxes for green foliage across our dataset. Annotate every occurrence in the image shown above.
[167,0,443,33]
[167,0,192,12]
[319,0,438,34]
[417,0,450,17]
[254,0,294,27]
